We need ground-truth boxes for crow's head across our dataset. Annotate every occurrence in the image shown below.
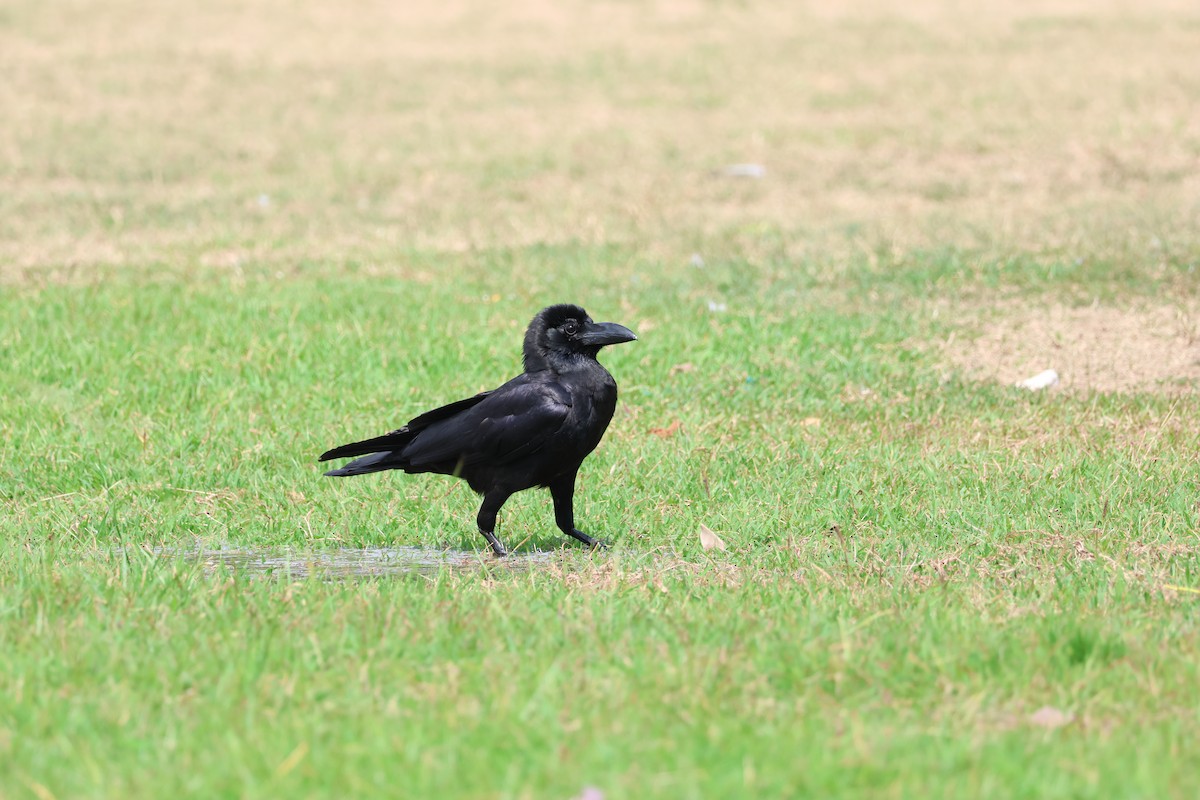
[523,303,637,372]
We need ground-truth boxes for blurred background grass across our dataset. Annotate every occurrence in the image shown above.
[2,0,1197,279]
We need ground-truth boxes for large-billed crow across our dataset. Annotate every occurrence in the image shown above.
[319,304,637,556]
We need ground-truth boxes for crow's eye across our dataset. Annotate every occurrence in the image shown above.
[562,320,579,336]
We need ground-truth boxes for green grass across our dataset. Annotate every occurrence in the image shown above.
[4,0,1200,796]
[4,548,1197,798]
[2,255,1199,798]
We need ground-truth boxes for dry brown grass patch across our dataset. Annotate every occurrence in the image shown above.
[939,300,1200,394]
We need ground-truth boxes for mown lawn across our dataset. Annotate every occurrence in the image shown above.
[2,0,1199,797]
[3,254,1198,798]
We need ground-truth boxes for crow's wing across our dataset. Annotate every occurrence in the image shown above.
[319,390,496,462]
[404,390,494,432]
[401,377,572,469]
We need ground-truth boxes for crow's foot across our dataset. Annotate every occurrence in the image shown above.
[567,529,607,551]
[480,530,508,557]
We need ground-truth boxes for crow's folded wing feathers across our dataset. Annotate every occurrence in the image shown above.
[402,379,572,469]
[404,390,494,432]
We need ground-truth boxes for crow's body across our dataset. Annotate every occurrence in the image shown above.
[319,304,636,555]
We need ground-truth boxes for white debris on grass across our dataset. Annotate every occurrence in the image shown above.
[1015,369,1059,390]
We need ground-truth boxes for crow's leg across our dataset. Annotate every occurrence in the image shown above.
[476,490,513,556]
[549,474,607,550]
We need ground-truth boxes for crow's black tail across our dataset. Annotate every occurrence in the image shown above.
[319,429,415,476]
[323,450,402,477]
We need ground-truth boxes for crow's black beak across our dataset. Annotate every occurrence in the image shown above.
[578,321,638,347]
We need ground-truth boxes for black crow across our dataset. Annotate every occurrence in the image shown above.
[319,304,637,556]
